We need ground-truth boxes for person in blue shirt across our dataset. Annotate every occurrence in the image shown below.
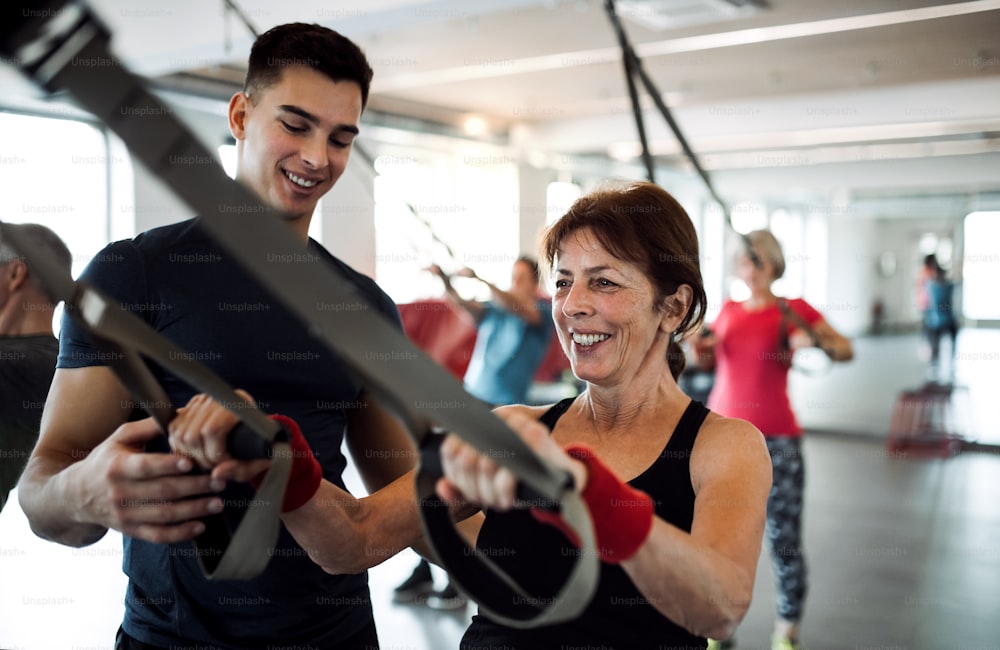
[924,262,959,375]
[393,257,553,609]
[435,257,553,407]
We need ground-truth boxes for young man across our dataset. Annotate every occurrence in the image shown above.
[17,23,431,650]
[0,224,72,511]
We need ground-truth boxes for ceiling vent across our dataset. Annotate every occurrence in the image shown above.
[615,0,768,31]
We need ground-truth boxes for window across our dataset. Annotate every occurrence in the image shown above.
[1,112,118,335]
[962,212,1000,320]
[372,146,518,304]
[545,180,581,225]
[1,112,110,279]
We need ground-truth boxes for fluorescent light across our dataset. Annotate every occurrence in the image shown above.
[639,0,1000,55]
[376,1,1000,91]
[462,115,488,136]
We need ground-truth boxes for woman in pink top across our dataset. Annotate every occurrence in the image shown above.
[691,230,852,650]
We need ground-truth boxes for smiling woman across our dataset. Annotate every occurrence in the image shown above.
[435,180,773,649]
[543,181,708,383]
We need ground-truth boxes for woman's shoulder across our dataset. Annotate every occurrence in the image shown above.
[781,296,824,322]
[700,410,761,438]
[695,412,769,461]
[690,411,771,487]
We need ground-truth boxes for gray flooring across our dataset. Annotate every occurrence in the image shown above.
[1,331,997,649]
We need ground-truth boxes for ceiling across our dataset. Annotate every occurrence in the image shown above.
[3,0,1000,208]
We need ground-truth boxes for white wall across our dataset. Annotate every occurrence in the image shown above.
[318,162,377,276]
[126,95,233,233]
[826,214,875,336]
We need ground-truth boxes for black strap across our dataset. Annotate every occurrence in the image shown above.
[0,0,599,627]
[603,0,761,270]
[778,299,834,358]
[539,397,577,430]
[667,400,710,453]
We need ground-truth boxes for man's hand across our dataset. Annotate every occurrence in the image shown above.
[167,390,271,482]
[77,417,226,543]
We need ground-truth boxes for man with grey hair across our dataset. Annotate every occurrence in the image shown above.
[0,223,72,510]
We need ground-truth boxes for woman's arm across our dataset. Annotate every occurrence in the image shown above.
[810,318,854,361]
[619,416,771,639]
[437,409,772,640]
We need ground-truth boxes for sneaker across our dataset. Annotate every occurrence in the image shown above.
[425,582,468,611]
[771,636,802,650]
[391,560,434,603]
[707,639,736,650]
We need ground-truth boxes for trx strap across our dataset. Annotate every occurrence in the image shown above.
[603,0,763,270]
[1,0,599,627]
[777,298,836,374]
[0,222,292,580]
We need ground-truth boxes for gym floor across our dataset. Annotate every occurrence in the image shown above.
[1,330,997,649]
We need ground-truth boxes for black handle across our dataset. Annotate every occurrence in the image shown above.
[419,433,571,513]
[227,422,274,460]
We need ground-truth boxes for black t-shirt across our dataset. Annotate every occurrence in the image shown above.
[462,398,710,650]
[58,218,401,649]
[0,334,58,507]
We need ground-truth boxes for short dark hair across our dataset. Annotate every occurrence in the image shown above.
[542,181,707,380]
[516,255,540,284]
[243,23,374,108]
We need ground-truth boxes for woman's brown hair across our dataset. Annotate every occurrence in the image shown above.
[541,181,707,380]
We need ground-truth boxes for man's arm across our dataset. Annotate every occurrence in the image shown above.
[172,390,476,574]
[437,410,772,641]
[18,367,224,547]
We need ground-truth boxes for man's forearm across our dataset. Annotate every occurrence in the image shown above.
[281,472,426,574]
[19,455,109,547]
[282,471,480,574]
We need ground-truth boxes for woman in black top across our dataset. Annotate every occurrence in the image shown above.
[437,182,773,649]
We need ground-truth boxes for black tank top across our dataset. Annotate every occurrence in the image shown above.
[461,397,710,650]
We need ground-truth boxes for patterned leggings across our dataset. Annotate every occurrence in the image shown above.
[765,436,807,622]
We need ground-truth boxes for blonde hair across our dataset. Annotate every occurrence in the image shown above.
[745,229,785,279]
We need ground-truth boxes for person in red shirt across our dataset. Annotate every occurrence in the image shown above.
[691,229,853,650]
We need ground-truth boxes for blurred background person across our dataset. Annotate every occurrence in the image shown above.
[692,230,853,650]
[923,259,959,381]
[0,224,72,511]
[432,257,553,407]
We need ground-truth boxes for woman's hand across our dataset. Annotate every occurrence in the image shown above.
[435,410,587,511]
[787,328,816,352]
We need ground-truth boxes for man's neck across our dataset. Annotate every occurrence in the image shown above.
[286,214,312,243]
[0,299,54,337]
[0,303,53,336]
